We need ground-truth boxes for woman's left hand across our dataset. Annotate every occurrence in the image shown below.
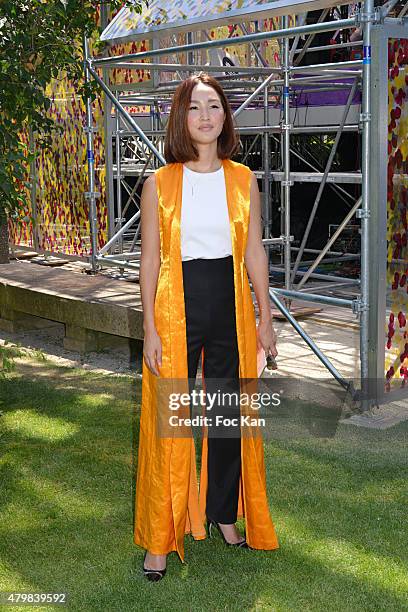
[257,319,278,358]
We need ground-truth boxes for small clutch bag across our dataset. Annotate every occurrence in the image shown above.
[257,347,278,377]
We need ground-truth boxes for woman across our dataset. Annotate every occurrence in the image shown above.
[135,72,279,582]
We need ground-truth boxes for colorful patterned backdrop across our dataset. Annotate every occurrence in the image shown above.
[385,38,408,391]
[36,72,106,255]
[8,33,109,255]
[8,37,149,255]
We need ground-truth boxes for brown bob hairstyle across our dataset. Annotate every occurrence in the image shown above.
[164,72,240,163]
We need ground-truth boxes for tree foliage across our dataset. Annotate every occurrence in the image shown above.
[0,0,139,226]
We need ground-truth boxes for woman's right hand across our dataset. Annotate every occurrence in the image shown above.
[143,327,162,376]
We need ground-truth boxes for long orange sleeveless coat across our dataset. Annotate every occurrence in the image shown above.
[134,158,279,562]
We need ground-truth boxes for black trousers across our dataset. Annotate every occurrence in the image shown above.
[182,255,241,524]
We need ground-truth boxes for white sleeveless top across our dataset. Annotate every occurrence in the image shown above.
[180,164,233,261]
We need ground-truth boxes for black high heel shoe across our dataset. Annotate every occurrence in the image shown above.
[142,551,167,582]
[207,517,249,548]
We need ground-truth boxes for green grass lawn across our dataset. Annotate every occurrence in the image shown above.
[0,355,407,612]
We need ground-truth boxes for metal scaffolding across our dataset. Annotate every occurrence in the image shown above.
[82,0,408,409]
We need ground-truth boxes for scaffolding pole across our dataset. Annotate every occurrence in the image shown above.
[263,85,271,266]
[83,36,100,273]
[269,287,352,391]
[282,15,292,296]
[115,91,124,254]
[359,0,374,406]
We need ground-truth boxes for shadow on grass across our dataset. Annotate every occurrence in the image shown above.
[0,360,407,611]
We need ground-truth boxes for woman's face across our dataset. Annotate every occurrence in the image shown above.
[186,82,226,146]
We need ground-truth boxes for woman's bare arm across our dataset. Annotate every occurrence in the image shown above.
[140,174,162,374]
[244,171,278,357]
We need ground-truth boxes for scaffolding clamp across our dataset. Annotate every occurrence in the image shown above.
[281,123,292,131]
[356,209,370,219]
[281,180,294,187]
[356,8,378,26]
[359,112,372,125]
[280,234,294,243]
[84,126,98,134]
[352,298,369,315]
[85,191,101,200]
